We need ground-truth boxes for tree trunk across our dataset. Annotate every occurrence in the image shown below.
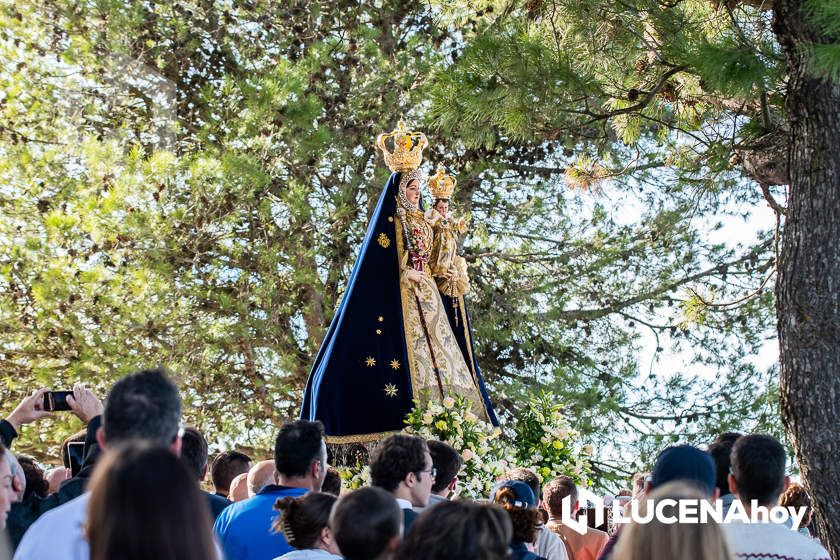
[773,1,840,557]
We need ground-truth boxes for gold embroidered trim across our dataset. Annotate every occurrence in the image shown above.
[394,213,420,403]
[325,431,399,444]
[378,233,391,248]
[457,294,494,422]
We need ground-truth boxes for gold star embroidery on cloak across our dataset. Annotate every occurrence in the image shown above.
[390,359,400,370]
[384,383,398,397]
[388,216,394,222]
[365,356,376,367]
[376,329,382,335]
[377,233,390,248]
[378,316,384,322]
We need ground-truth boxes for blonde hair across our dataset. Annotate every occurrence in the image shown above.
[612,481,733,560]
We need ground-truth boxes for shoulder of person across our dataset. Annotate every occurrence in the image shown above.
[13,493,90,560]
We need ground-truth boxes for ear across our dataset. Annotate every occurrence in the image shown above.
[644,481,653,495]
[783,475,791,492]
[95,426,107,450]
[170,434,182,457]
[712,487,720,501]
[447,477,458,492]
[728,473,738,496]
[403,471,416,489]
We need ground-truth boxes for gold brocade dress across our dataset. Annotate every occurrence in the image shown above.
[395,208,489,420]
[429,214,470,299]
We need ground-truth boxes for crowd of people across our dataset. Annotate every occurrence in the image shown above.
[0,368,832,560]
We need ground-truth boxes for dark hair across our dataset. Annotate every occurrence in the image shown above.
[274,420,325,478]
[331,487,401,560]
[211,451,252,493]
[714,432,743,445]
[399,500,512,560]
[103,368,181,445]
[370,434,428,492]
[543,476,577,517]
[493,486,540,543]
[179,427,208,481]
[428,440,463,494]
[730,434,786,505]
[273,492,337,549]
[779,483,813,526]
[322,466,342,496]
[61,430,87,469]
[708,439,737,496]
[87,442,216,560]
[17,455,49,500]
[504,468,541,501]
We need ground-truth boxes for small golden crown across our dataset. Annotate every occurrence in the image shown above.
[428,163,457,200]
[376,118,428,172]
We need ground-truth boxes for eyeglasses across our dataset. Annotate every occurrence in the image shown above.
[417,467,437,480]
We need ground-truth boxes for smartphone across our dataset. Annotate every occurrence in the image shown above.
[43,390,73,411]
[67,441,85,477]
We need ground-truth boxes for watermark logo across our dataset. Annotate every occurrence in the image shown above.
[560,491,809,535]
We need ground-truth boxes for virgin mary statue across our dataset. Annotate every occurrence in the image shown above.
[300,120,498,444]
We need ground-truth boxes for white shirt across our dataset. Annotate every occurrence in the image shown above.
[536,525,570,560]
[395,497,413,510]
[724,518,830,560]
[14,493,90,560]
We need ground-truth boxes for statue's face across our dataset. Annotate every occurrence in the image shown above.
[434,200,449,217]
[406,179,420,205]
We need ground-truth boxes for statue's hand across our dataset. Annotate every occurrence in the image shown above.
[405,269,424,284]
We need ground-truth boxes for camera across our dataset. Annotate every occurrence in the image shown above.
[43,390,74,412]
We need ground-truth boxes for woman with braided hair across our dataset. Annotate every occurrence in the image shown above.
[272,493,340,560]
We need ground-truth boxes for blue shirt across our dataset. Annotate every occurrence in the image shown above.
[214,485,308,560]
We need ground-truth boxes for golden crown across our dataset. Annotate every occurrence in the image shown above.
[376,118,428,172]
[428,163,457,200]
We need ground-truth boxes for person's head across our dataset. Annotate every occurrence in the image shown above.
[330,487,402,560]
[428,440,462,497]
[779,483,812,527]
[612,481,732,560]
[273,492,339,553]
[399,500,513,560]
[504,467,541,506]
[248,460,277,496]
[433,198,450,217]
[228,472,249,502]
[370,434,433,507]
[650,444,717,498]
[0,444,16,530]
[543,476,578,517]
[5,453,24,503]
[211,450,252,495]
[179,427,209,482]
[322,466,342,496]
[491,480,540,545]
[100,368,182,452]
[714,432,743,445]
[274,420,327,491]
[707,438,738,497]
[86,441,216,560]
[17,456,48,500]
[729,434,787,507]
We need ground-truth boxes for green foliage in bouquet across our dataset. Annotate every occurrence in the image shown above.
[509,391,593,485]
